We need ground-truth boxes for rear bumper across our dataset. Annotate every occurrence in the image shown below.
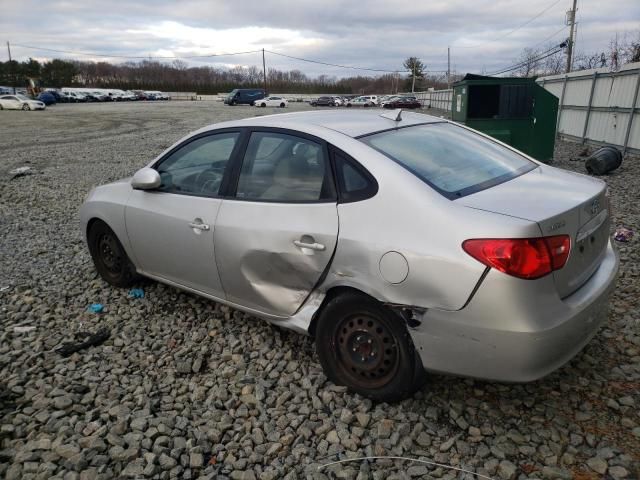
[409,239,619,382]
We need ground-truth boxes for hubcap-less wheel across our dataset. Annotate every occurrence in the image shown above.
[315,293,426,402]
[98,233,123,274]
[88,220,138,288]
[336,313,399,389]
[280,103,285,108]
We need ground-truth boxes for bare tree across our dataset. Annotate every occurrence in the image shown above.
[513,48,542,77]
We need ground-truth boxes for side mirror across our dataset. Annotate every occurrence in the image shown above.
[131,168,161,190]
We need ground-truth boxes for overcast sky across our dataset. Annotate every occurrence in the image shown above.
[2,0,639,77]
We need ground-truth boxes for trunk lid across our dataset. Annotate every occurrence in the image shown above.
[460,166,609,298]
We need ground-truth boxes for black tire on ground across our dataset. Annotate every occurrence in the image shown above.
[346,104,352,108]
[22,103,30,111]
[364,104,369,107]
[87,220,139,288]
[315,293,426,402]
[261,103,266,107]
[311,102,317,107]
[0,104,3,110]
[280,103,285,108]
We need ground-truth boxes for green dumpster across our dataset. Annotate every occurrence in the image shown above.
[451,74,558,162]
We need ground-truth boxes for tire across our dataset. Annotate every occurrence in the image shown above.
[315,293,425,402]
[311,102,317,107]
[364,104,369,108]
[0,104,3,110]
[22,103,30,111]
[280,103,285,108]
[87,220,139,288]
[346,104,352,108]
[261,103,266,107]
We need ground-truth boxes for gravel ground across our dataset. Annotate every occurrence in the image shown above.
[0,101,639,480]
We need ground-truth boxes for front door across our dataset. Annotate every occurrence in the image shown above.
[215,130,339,316]
[125,131,242,298]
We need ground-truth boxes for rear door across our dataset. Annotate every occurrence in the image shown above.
[214,129,339,317]
[125,130,243,298]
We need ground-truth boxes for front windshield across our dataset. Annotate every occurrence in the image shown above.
[227,89,238,98]
[360,122,536,199]
[15,94,30,100]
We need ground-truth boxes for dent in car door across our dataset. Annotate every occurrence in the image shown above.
[214,130,339,317]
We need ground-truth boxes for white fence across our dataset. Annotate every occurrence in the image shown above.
[405,89,453,111]
[537,62,640,154]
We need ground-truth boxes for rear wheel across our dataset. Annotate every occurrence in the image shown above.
[280,102,285,108]
[261,103,266,107]
[315,293,425,402]
[87,220,138,287]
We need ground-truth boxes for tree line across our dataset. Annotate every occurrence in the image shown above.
[0,57,437,94]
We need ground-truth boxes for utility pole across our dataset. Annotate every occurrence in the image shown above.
[411,63,416,93]
[7,41,15,94]
[447,46,451,89]
[262,48,267,93]
[565,0,577,73]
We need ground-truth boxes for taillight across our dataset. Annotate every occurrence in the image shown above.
[462,236,570,280]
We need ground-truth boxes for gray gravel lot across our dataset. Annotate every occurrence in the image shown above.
[0,101,639,480]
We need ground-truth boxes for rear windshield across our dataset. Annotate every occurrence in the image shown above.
[360,123,536,199]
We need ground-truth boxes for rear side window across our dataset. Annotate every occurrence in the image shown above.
[332,149,378,203]
[236,132,335,202]
[360,123,535,199]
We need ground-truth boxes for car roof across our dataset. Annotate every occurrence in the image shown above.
[207,110,445,138]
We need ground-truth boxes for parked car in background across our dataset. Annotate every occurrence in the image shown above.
[37,91,57,105]
[0,94,46,110]
[224,89,266,106]
[45,90,68,103]
[63,92,86,103]
[332,97,344,106]
[311,96,337,107]
[254,96,288,108]
[346,96,375,107]
[383,96,421,109]
[80,110,619,402]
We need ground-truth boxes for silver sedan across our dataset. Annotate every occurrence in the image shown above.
[80,110,619,402]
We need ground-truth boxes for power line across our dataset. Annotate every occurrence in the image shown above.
[10,43,262,59]
[487,45,564,75]
[453,0,564,48]
[530,24,569,50]
[265,50,407,73]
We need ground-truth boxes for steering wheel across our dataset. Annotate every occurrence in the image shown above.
[195,169,222,195]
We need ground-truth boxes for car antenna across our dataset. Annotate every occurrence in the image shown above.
[379,108,402,122]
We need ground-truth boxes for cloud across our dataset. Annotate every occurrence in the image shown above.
[2,0,638,77]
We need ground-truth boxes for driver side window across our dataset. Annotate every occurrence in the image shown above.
[155,132,239,197]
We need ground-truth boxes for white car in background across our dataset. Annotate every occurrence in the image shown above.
[254,96,288,108]
[332,97,344,106]
[346,96,376,107]
[0,94,46,111]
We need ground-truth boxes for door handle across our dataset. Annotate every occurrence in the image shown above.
[293,240,325,251]
[188,222,210,231]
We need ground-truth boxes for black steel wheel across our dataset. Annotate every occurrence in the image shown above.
[280,102,285,108]
[315,293,425,402]
[87,220,138,287]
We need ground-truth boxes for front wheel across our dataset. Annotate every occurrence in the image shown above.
[346,104,352,108]
[315,293,425,402]
[280,103,285,108]
[22,103,30,111]
[87,220,139,287]
[261,103,266,107]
